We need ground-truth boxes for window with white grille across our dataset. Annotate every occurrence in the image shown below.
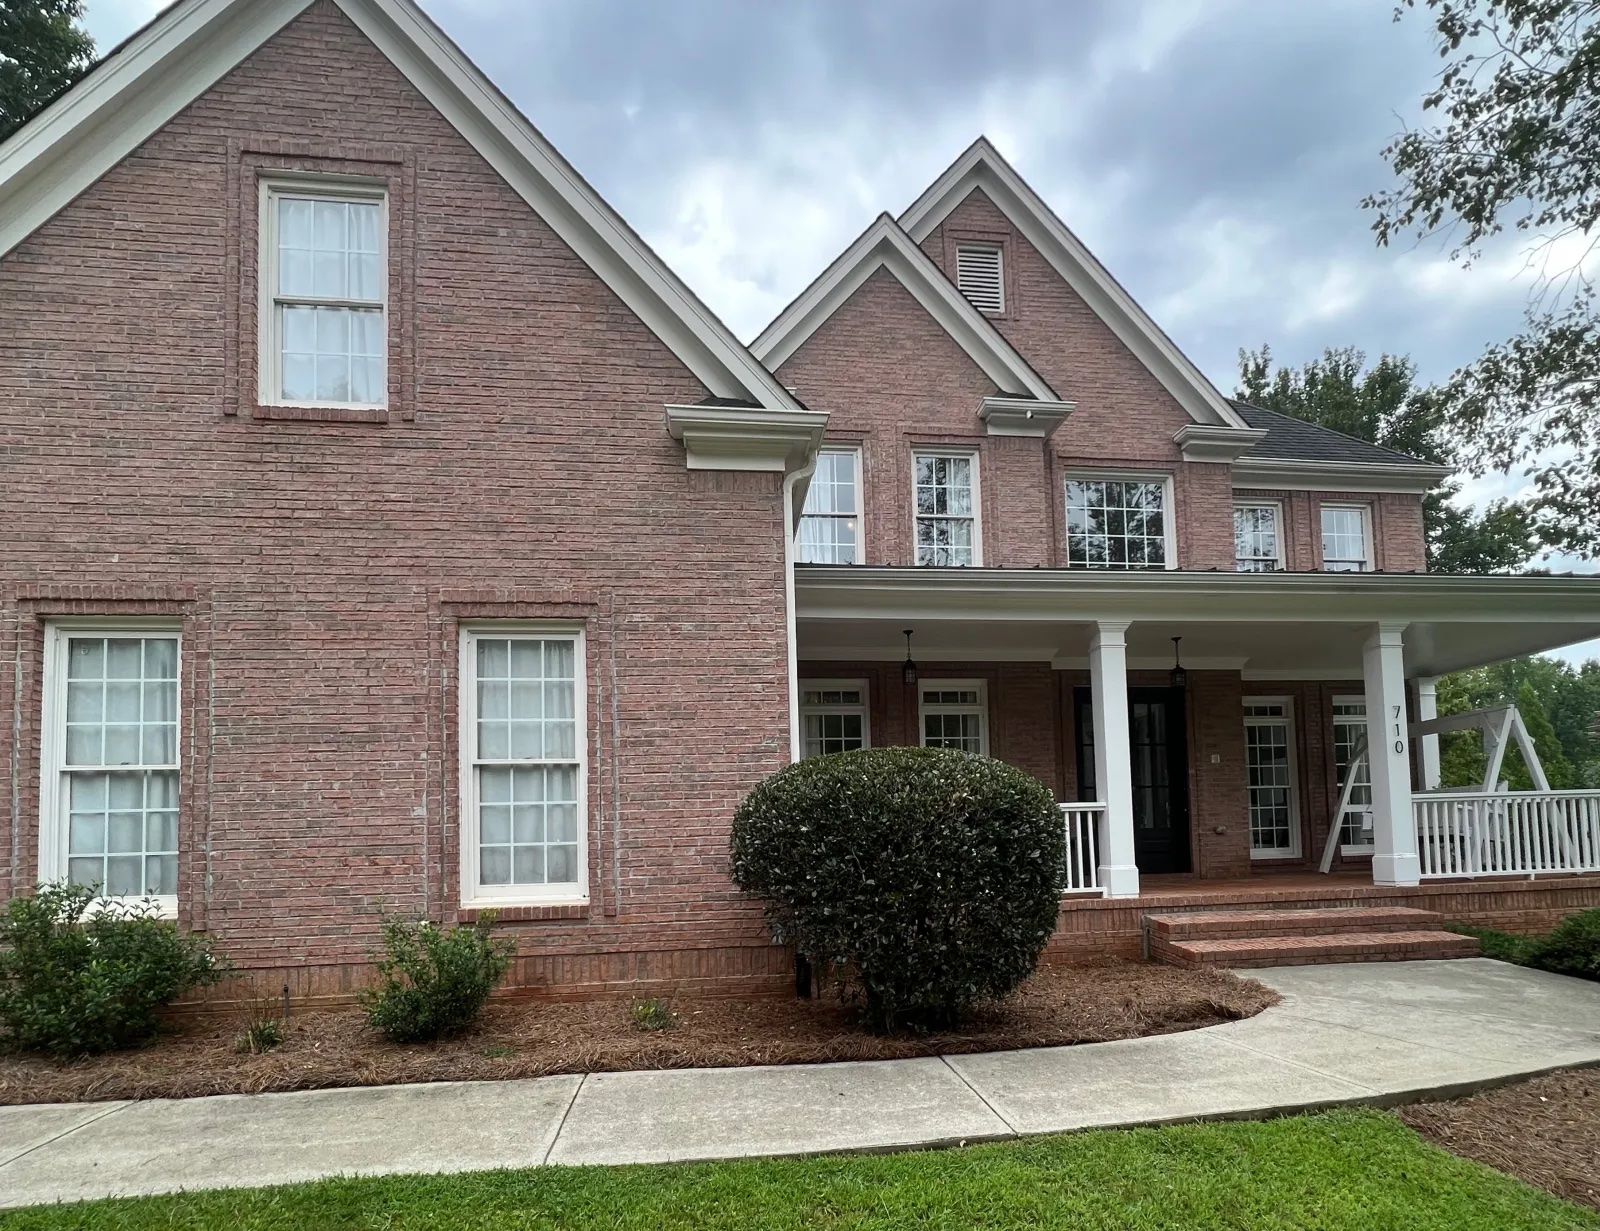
[1065,476,1171,568]
[955,245,1004,313]
[1320,505,1372,572]
[459,626,587,906]
[1333,698,1374,851]
[1234,503,1283,571]
[41,625,182,913]
[798,449,861,564]
[919,681,988,754]
[1244,699,1299,857]
[800,681,870,758]
[914,451,981,566]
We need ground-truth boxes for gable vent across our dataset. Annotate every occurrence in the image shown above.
[956,245,1005,313]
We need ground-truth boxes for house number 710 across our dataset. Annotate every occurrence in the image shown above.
[1392,705,1405,755]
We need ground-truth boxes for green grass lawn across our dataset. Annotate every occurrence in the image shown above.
[0,1109,1592,1231]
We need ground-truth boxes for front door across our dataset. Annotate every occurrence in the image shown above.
[1074,686,1192,874]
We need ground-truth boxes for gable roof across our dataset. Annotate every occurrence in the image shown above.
[0,0,799,412]
[751,213,1061,402]
[898,137,1249,430]
[1229,402,1433,467]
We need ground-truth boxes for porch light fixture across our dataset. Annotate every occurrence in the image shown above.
[1169,636,1187,691]
[902,629,918,686]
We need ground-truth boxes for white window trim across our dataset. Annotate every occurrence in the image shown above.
[458,622,589,908]
[1332,693,1375,854]
[39,620,182,919]
[1233,500,1284,572]
[258,174,390,410]
[918,678,990,755]
[1319,503,1374,573]
[955,243,1005,314]
[798,678,872,757]
[912,448,983,567]
[799,445,864,565]
[1243,695,1301,860]
[1062,470,1178,570]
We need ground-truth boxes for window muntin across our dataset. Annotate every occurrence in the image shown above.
[1320,505,1371,572]
[1065,477,1170,569]
[914,452,980,566]
[798,449,861,564]
[955,245,1004,313]
[1244,699,1299,858]
[1333,698,1374,851]
[799,681,870,758]
[43,627,180,909]
[460,628,587,905]
[919,681,988,754]
[262,181,387,407]
[1233,503,1283,572]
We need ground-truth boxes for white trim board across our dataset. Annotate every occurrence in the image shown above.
[0,0,799,412]
[752,213,1060,403]
[899,138,1248,431]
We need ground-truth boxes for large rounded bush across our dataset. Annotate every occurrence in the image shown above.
[730,747,1065,1031]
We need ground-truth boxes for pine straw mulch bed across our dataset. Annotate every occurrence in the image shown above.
[0,958,1276,1106]
[1399,1066,1600,1211]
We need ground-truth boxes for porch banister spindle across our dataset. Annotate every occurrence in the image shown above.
[1363,621,1421,887]
[1089,620,1140,898]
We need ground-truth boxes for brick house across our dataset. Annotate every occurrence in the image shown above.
[2,0,1598,1000]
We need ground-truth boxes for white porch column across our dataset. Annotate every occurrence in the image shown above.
[1413,676,1441,791]
[1363,622,1420,886]
[1089,620,1139,898]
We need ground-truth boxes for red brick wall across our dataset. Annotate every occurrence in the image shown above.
[0,2,793,993]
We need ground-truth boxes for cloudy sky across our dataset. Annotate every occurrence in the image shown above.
[83,0,1595,662]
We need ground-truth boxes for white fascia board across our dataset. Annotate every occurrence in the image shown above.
[0,0,798,412]
[898,138,1248,431]
[981,396,1074,438]
[664,404,828,473]
[1231,457,1454,494]
[752,214,1058,402]
[0,0,314,258]
[1173,424,1269,464]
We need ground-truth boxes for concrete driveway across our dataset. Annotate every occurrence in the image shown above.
[1,958,1597,1209]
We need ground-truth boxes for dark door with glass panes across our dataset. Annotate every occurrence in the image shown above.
[1074,687,1192,874]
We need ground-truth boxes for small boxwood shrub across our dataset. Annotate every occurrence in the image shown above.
[731,747,1064,1032]
[1528,908,1600,981]
[0,882,226,1056]
[363,915,514,1043]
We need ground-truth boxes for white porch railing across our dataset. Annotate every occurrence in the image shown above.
[1060,802,1106,894]
[1414,790,1600,879]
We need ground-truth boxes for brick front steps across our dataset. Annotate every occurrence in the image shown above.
[1145,906,1482,968]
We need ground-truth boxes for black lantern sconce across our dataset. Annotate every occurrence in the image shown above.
[1169,636,1187,691]
[902,629,918,686]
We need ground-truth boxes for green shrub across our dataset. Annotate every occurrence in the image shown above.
[0,882,226,1056]
[730,747,1064,1032]
[362,915,514,1043]
[1447,923,1539,965]
[1528,908,1600,981]
[236,994,285,1055]
[630,998,674,1031]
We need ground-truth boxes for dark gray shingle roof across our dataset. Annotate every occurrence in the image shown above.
[1230,401,1432,467]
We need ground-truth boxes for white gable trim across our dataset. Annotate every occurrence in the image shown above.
[899,138,1249,430]
[752,214,1059,402]
[0,0,798,412]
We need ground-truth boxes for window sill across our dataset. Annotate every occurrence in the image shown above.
[458,901,590,923]
[253,403,389,424]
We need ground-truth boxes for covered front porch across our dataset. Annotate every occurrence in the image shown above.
[795,567,1600,901]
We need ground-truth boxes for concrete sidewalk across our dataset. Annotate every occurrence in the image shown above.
[2,958,1598,1209]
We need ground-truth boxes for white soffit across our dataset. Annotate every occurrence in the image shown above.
[752,213,1059,402]
[0,0,799,412]
[899,138,1249,431]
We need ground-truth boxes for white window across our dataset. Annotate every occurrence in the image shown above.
[1320,505,1372,572]
[260,179,387,407]
[1064,476,1172,569]
[40,625,181,914]
[798,449,862,564]
[919,680,988,755]
[1244,698,1300,858]
[799,681,870,758]
[914,451,981,566]
[955,245,1004,313]
[1233,503,1283,572]
[459,626,587,906]
[1333,697,1374,852]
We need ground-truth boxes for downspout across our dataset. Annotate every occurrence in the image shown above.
[782,453,819,763]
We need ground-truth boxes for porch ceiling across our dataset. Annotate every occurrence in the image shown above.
[794,567,1600,678]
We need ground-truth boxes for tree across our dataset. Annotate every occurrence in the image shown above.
[1236,344,1536,573]
[1436,661,1582,788]
[0,1,94,142]
[1366,0,1600,558]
